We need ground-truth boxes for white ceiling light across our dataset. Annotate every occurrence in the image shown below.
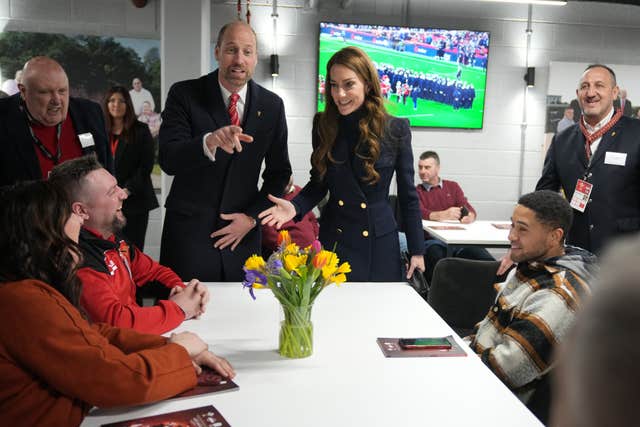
[475,0,567,5]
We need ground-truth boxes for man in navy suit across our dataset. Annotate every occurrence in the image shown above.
[536,64,640,254]
[0,56,110,186]
[159,21,291,281]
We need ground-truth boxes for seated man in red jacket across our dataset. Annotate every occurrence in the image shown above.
[50,155,208,334]
[261,176,319,256]
[417,151,494,283]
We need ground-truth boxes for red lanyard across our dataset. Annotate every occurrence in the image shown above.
[579,108,623,161]
[110,134,120,156]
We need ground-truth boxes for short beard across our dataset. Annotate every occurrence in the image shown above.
[112,215,127,234]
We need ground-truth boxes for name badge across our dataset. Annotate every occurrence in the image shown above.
[604,151,626,166]
[570,179,593,213]
[78,132,95,149]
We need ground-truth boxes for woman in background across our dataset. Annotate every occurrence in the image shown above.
[260,46,424,281]
[104,86,159,250]
[0,180,234,426]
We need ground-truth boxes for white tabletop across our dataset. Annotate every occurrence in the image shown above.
[83,283,541,427]
[423,219,511,247]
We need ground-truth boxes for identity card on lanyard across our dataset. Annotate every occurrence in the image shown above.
[570,179,593,213]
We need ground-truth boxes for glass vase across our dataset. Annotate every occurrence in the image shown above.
[279,304,313,358]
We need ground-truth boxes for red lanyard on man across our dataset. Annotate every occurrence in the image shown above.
[579,108,623,162]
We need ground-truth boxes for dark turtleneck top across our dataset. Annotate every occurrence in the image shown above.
[336,107,368,173]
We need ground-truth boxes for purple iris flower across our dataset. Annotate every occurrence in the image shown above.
[266,258,283,275]
[242,268,267,300]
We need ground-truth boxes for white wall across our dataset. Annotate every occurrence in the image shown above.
[2,0,640,258]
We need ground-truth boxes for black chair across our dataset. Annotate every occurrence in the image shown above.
[427,258,500,336]
[527,372,552,425]
[428,258,552,423]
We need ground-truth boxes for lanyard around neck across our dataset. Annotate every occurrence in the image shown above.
[22,101,64,164]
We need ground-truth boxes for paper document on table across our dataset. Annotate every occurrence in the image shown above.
[377,336,467,357]
[101,405,231,426]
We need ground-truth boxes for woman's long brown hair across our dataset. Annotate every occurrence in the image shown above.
[312,46,387,184]
[103,85,137,145]
[0,181,83,308]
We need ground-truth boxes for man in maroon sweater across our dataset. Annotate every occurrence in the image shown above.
[416,151,494,283]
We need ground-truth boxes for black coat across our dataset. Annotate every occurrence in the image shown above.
[158,71,291,281]
[536,115,640,254]
[0,94,110,186]
[114,121,159,214]
[294,114,423,281]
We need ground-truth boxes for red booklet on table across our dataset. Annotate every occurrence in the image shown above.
[90,368,237,423]
[172,367,239,400]
[101,404,230,426]
[377,335,467,357]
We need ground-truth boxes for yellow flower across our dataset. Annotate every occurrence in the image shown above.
[252,283,266,289]
[331,273,347,285]
[283,253,308,273]
[330,262,351,285]
[284,242,300,255]
[320,251,340,280]
[244,254,266,271]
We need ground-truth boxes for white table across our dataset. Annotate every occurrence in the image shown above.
[423,219,511,249]
[82,283,541,427]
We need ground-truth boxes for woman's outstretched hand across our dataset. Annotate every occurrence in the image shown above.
[258,194,297,229]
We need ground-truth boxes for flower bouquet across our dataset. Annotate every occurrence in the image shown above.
[242,230,351,358]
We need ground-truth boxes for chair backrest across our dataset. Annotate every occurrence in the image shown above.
[527,372,552,425]
[427,258,500,333]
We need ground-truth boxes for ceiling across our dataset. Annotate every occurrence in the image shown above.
[573,0,640,5]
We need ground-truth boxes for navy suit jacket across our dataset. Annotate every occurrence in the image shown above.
[294,114,423,281]
[536,116,640,254]
[0,94,110,186]
[159,71,291,281]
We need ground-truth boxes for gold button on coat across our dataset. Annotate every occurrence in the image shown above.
[338,200,344,206]
[360,202,367,209]
[362,230,369,237]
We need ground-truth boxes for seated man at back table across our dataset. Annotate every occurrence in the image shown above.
[466,190,597,422]
[50,155,208,335]
[416,150,494,283]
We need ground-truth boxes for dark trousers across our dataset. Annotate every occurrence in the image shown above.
[423,239,495,284]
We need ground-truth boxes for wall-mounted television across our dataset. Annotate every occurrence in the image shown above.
[317,22,490,129]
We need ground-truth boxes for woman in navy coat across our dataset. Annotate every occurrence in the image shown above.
[260,47,424,281]
[103,86,159,250]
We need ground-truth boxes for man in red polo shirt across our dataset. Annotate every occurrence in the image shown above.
[0,56,110,186]
[416,150,494,283]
